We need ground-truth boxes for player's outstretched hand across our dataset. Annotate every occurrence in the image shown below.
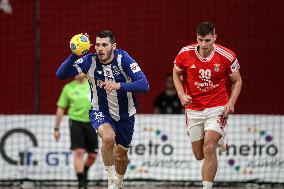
[99,81,121,94]
[179,94,192,107]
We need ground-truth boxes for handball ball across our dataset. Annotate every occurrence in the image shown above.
[70,34,91,56]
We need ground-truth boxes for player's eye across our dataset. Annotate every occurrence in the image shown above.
[198,38,203,42]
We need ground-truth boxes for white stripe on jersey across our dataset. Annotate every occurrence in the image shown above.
[214,45,234,62]
[174,63,182,72]
[86,57,99,110]
[107,91,120,121]
[178,45,196,55]
[127,91,136,117]
[74,64,83,73]
[88,56,97,77]
[102,64,120,121]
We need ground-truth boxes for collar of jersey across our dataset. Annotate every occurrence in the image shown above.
[195,44,215,62]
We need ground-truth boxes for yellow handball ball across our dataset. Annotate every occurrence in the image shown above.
[70,34,91,56]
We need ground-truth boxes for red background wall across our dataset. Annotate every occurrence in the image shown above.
[1,0,284,114]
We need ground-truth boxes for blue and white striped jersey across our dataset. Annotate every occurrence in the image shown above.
[72,49,149,121]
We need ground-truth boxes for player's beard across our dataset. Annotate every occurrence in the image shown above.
[100,48,114,63]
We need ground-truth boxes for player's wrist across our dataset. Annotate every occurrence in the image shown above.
[117,82,122,90]
[177,92,185,98]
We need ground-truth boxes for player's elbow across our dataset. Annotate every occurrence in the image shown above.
[56,70,67,80]
[142,80,150,92]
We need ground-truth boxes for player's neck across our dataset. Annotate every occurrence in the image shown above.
[198,45,214,59]
[101,54,115,64]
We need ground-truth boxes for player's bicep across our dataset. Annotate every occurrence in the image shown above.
[122,54,145,80]
[228,70,241,83]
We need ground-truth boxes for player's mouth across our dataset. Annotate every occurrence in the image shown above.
[98,53,104,58]
[201,47,209,51]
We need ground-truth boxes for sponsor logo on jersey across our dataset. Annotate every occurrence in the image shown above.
[103,67,114,80]
[130,62,141,73]
[75,58,84,64]
[194,79,219,92]
[93,111,105,122]
[230,59,240,74]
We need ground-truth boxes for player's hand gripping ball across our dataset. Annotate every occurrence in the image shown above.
[70,34,91,56]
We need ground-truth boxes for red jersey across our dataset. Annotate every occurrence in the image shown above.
[174,43,240,110]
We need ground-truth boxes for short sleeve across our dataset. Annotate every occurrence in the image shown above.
[174,50,185,72]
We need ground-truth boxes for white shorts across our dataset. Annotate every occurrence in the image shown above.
[186,106,228,142]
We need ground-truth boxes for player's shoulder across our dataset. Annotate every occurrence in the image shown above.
[214,44,236,62]
[114,49,125,54]
[115,49,136,66]
[115,49,131,59]
[177,43,197,56]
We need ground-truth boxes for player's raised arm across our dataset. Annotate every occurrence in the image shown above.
[56,53,80,80]
[56,34,92,80]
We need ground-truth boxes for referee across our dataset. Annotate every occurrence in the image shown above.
[54,73,98,189]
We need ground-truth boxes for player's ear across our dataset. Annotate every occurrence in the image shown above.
[112,43,117,50]
[214,34,217,42]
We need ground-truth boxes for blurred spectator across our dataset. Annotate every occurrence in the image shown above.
[154,73,184,114]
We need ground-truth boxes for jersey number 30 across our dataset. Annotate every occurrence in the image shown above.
[199,69,211,80]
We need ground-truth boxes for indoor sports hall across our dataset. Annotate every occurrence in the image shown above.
[0,0,283,188]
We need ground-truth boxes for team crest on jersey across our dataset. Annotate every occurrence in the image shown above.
[214,64,220,72]
[130,62,141,73]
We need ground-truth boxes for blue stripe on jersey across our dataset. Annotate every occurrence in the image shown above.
[117,89,129,120]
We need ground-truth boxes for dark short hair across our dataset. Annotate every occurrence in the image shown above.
[165,72,173,81]
[165,72,172,78]
[196,21,215,36]
[97,30,115,44]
